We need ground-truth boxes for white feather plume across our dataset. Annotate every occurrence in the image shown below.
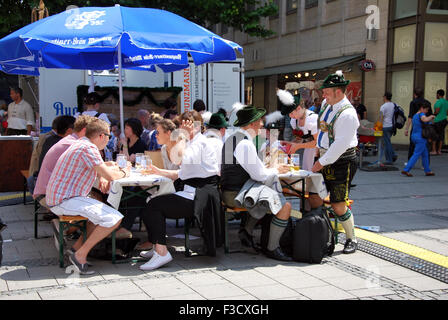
[201,111,212,124]
[264,111,284,125]
[276,89,295,106]
[335,70,343,77]
[230,102,245,115]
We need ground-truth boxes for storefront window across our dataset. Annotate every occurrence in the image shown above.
[424,23,448,62]
[426,0,448,15]
[393,25,416,64]
[395,0,418,19]
[425,72,447,106]
[391,70,414,116]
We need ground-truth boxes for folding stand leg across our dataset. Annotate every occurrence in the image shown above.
[184,218,191,257]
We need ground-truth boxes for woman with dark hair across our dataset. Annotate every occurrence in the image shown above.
[138,110,221,270]
[119,117,146,163]
[402,101,436,177]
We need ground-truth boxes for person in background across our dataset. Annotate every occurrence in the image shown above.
[119,118,146,164]
[402,101,435,177]
[160,97,177,118]
[75,92,110,125]
[105,120,120,161]
[203,109,228,172]
[309,97,322,114]
[379,92,398,165]
[147,112,163,151]
[0,100,7,135]
[405,88,433,162]
[39,116,76,171]
[431,89,448,155]
[353,96,367,121]
[7,86,34,136]
[193,99,206,114]
[137,109,151,149]
[163,109,178,120]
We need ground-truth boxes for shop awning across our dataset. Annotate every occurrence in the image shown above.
[245,53,365,78]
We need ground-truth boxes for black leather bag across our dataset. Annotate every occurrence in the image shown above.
[421,122,438,141]
[292,207,335,264]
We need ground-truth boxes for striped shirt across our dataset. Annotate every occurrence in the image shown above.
[46,137,104,207]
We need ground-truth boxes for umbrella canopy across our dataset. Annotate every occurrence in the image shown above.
[0,5,243,133]
[0,5,242,71]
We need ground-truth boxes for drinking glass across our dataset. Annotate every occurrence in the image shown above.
[291,154,301,171]
[278,154,289,165]
[135,153,143,168]
[117,154,127,169]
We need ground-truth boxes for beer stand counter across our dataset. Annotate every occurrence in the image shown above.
[0,136,34,192]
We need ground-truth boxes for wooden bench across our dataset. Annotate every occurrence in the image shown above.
[52,215,116,267]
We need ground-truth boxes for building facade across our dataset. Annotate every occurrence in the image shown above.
[220,0,448,145]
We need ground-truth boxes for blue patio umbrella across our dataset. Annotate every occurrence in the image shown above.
[0,5,243,131]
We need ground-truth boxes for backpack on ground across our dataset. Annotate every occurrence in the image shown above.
[392,103,406,135]
[292,206,335,264]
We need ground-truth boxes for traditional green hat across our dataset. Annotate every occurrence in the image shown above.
[207,112,228,129]
[319,70,350,89]
[233,105,266,127]
[277,89,301,116]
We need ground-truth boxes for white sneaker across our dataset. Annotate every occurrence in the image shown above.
[139,248,154,259]
[139,251,173,271]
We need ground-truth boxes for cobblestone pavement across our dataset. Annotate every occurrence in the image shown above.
[0,151,447,300]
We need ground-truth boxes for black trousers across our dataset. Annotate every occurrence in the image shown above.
[141,194,194,245]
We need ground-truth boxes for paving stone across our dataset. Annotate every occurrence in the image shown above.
[243,283,301,300]
[176,272,228,287]
[135,278,197,298]
[0,292,42,300]
[189,282,249,299]
[38,287,97,300]
[295,285,356,300]
[275,273,328,289]
[88,281,143,299]
[394,276,448,291]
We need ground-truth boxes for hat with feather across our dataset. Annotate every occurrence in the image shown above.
[277,89,301,116]
[319,70,350,89]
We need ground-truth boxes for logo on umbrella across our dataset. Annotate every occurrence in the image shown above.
[65,10,106,30]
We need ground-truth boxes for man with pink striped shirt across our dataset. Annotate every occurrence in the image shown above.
[46,118,130,275]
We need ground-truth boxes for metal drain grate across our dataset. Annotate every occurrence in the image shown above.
[338,234,448,284]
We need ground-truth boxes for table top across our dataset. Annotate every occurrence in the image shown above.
[114,169,173,186]
[278,170,322,179]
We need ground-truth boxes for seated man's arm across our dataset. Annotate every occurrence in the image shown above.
[94,163,129,181]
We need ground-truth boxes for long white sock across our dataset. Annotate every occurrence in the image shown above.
[338,208,356,242]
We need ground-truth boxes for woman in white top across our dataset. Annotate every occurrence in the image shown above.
[155,118,181,170]
[138,111,221,270]
[287,101,319,171]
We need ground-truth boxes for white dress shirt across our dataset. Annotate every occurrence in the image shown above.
[317,97,359,166]
[178,132,219,180]
[203,129,224,169]
[7,99,34,130]
[233,128,278,184]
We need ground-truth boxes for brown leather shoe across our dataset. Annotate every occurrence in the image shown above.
[425,172,435,176]
[401,171,413,177]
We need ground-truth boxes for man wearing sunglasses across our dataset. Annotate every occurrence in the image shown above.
[46,118,130,275]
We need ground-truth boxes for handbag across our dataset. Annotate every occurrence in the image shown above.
[421,120,438,141]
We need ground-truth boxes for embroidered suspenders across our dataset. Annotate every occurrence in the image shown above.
[317,104,354,146]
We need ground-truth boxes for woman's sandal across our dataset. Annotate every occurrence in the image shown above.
[401,171,413,177]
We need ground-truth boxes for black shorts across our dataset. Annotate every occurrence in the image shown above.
[434,120,447,142]
[320,155,357,205]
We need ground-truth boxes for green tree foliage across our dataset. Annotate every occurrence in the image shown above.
[0,0,278,39]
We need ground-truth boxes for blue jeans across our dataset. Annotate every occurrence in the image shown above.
[404,135,431,173]
[382,127,396,163]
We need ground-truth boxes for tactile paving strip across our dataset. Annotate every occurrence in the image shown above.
[338,233,448,284]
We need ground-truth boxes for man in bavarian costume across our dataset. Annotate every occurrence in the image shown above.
[204,109,228,171]
[309,71,360,254]
[220,105,293,261]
